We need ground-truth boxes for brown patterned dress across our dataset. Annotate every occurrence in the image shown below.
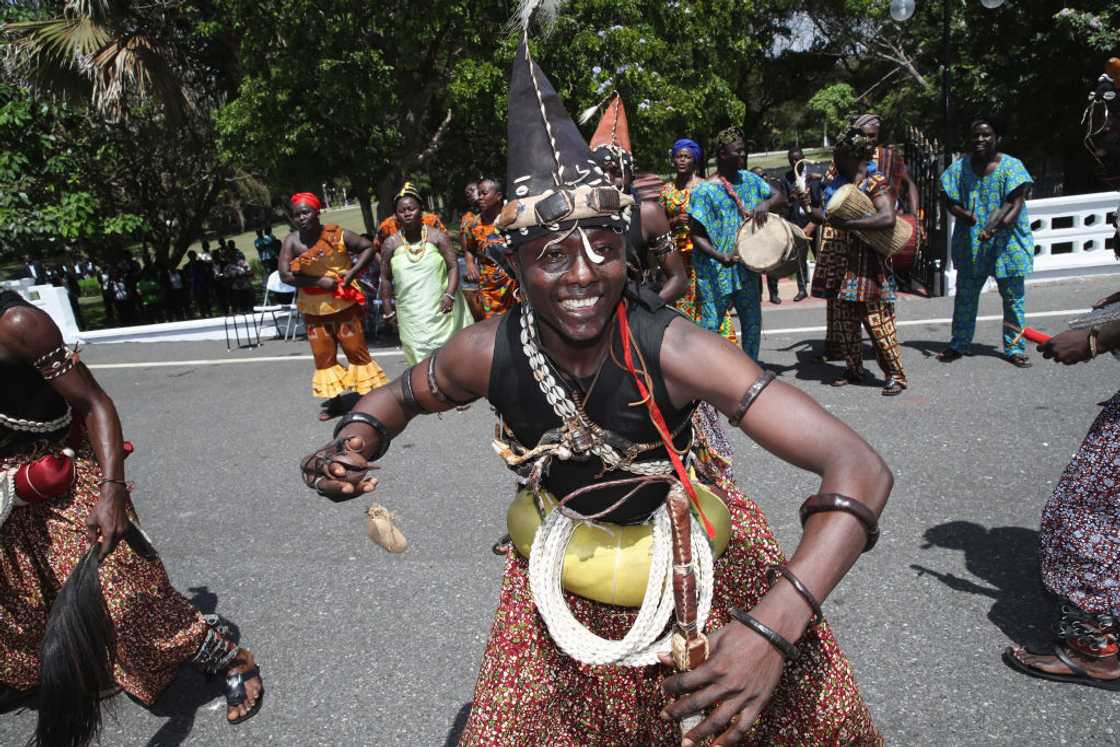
[0,290,209,704]
[811,175,907,385]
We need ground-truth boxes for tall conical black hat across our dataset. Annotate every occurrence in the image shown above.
[497,37,633,245]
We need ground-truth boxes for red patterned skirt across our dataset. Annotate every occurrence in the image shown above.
[1039,391,1120,616]
[0,437,209,704]
[460,479,881,746]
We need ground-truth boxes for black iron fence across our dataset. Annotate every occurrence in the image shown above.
[901,127,949,296]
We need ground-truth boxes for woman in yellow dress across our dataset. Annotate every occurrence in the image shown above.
[379,185,472,364]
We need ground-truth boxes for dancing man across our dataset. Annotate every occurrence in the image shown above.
[379,183,472,364]
[687,127,786,361]
[936,117,1035,367]
[0,290,263,746]
[300,25,888,745]
[280,192,389,420]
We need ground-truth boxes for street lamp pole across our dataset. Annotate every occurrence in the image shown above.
[888,0,1005,157]
[941,0,952,159]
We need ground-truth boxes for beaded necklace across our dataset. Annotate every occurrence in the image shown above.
[399,225,429,264]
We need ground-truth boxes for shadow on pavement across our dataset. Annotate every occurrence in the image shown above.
[767,338,893,387]
[443,702,472,746]
[139,586,241,747]
[911,521,1055,648]
[901,339,1006,361]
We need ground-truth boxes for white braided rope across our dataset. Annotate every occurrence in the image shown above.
[529,501,714,666]
[0,404,72,434]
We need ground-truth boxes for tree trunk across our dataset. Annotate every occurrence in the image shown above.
[170,170,227,269]
[375,173,399,224]
[352,181,377,234]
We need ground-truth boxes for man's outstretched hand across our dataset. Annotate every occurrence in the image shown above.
[301,436,379,502]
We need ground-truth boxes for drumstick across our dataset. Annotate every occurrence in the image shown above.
[1004,322,1052,347]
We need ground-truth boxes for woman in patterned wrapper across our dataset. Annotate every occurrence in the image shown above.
[0,291,263,747]
[299,18,891,745]
[805,128,909,396]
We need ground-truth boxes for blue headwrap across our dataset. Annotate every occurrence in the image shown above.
[670,138,703,164]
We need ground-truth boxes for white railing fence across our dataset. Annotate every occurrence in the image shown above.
[946,191,1120,295]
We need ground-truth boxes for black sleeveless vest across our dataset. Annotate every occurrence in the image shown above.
[487,287,695,522]
[0,291,70,455]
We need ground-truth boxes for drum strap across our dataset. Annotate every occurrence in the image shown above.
[718,176,754,222]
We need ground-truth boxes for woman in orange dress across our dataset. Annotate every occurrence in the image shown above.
[463,178,518,319]
[280,192,389,418]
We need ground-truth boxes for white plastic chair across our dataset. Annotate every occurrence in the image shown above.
[254,271,300,341]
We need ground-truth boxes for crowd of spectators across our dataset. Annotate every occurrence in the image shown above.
[12,228,283,330]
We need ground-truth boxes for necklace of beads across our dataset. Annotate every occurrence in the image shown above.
[400,225,429,264]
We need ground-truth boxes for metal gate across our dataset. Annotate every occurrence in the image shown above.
[900,127,949,296]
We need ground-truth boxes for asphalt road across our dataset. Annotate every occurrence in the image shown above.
[3,275,1120,746]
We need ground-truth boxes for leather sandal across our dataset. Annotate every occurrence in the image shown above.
[831,368,869,387]
[1007,353,1032,368]
[936,348,964,362]
[225,665,264,725]
[881,378,906,396]
[1003,646,1120,692]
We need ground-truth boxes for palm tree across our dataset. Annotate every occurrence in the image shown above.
[3,0,189,120]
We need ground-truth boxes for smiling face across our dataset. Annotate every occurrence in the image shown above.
[513,228,628,346]
[672,149,696,177]
[395,196,422,231]
[971,122,999,159]
[292,201,320,233]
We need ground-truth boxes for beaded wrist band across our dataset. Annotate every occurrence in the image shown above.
[766,564,823,624]
[728,607,800,662]
[799,493,880,552]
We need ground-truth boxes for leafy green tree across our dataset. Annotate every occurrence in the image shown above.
[807,82,856,137]
[793,0,1120,193]
[0,81,143,263]
[3,1,245,268]
[215,0,802,228]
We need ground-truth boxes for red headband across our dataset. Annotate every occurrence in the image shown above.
[290,192,321,210]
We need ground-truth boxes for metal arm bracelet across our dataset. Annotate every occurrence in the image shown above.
[333,411,392,461]
[799,493,881,552]
[728,371,776,427]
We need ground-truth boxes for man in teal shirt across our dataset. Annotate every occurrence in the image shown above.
[687,127,785,360]
[938,118,1035,367]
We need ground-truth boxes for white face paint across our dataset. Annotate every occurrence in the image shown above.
[579,227,606,264]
